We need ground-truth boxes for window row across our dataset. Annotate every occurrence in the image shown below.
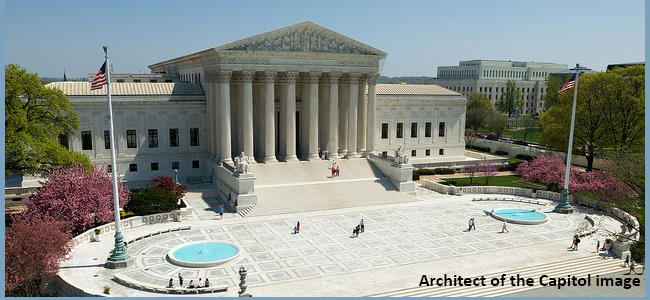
[381,149,444,157]
[127,160,201,172]
[81,128,200,151]
[381,122,445,139]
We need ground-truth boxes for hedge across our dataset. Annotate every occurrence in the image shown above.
[125,187,179,216]
[515,154,535,161]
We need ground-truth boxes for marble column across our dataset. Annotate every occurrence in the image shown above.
[240,71,255,161]
[205,77,217,159]
[260,71,278,163]
[279,72,299,162]
[217,71,232,164]
[327,73,340,159]
[366,74,379,155]
[305,72,320,160]
[357,75,367,156]
[338,77,348,158]
[346,73,360,158]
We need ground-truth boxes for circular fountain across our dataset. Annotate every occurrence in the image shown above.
[167,241,240,267]
[491,208,548,225]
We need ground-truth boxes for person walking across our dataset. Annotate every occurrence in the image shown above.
[332,166,336,178]
[336,166,340,177]
[575,236,581,250]
[501,220,509,233]
[355,224,361,237]
[360,219,365,233]
[625,255,630,267]
[468,218,473,231]
[178,273,183,287]
[293,225,298,234]
[596,240,600,253]
[630,259,637,274]
[296,221,300,233]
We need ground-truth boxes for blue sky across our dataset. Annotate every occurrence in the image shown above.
[4,0,645,78]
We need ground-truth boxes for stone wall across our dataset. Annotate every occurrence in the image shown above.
[421,179,462,195]
[461,186,533,197]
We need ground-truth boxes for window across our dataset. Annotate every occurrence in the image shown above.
[192,160,200,168]
[381,123,388,139]
[151,162,159,171]
[169,128,179,147]
[129,164,137,172]
[190,128,200,146]
[126,130,137,148]
[148,129,158,148]
[396,123,403,138]
[438,122,445,137]
[81,131,92,150]
[133,79,141,83]
[411,150,416,156]
[104,130,110,149]
[116,79,124,83]
[165,79,173,83]
[149,79,157,83]
[439,149,444,155]
[425,122,432,137]
[411,123,417,138]
[425,149,431,156]
[172,161,179,170]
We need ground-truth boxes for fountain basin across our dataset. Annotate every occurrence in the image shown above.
[491,208,548,225]
[167,241,240,267]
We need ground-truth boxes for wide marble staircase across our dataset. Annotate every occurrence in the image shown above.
[242,158,419,217]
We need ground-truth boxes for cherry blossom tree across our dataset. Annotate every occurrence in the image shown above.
[152,176,188,199]
[22,165,130,235]
[479,160,498,185]
[463,163,480,184]
[5,214,72,296]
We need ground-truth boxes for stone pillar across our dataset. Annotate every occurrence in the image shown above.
[261,71,277,163]
[357,75,367,156]
[366,74,379,155]
[217,71,232,164]
[205,77,218,159]
[279,72,299,162]
[305,72,320,160]
[326,73,340,159]
[338,77,348,158]
[345,73,360,158]
[240,71,255,161]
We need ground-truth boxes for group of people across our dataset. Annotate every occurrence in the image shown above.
[570,234,581,250]
[624,255,645,275]
[293,221,301,234]
[352,219,365,237]
[169,273,210,289]
[331,162,340,178]
[465,218,508,233]
[467,218,476,231]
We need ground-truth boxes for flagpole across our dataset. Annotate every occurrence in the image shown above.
[104,46,131,268]
[555,64,585,214]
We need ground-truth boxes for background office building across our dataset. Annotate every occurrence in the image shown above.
[430,60,567,115]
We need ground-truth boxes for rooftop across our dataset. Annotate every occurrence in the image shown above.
[374,84,461,96]
[45,82,204,96]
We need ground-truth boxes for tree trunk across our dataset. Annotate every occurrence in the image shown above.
[586,154,594,172]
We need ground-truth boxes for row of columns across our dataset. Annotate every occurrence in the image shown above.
[207,70,379,164]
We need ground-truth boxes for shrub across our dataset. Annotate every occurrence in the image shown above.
[125,187,178,216]
[414,169,437,176]
[495,150,508,156]
[434,168,455,175]
[469,145,491,153]
[152,176,188,199]
[630,240,645,263]
[515,154,535,161]
[103,286,111,295]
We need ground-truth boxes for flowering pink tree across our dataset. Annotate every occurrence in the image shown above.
[5,214,72,296]
[463,163,480,184]
[23,165,130,235]
[479,160,498,185]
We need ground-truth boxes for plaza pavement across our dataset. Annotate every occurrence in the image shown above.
[57,188,633,297]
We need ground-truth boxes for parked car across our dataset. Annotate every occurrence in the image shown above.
[486,134,499,141]
[513,140,529,146]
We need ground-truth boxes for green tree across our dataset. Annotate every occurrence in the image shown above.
[125,187,179,215]
[540,72,609,171]
[465,92,492,135]
[496,81,523,117]
[543,74,567,110]
[517,115,539,142]
[5,64,91,176]
[486,110,508,137]
[601,65,645,152]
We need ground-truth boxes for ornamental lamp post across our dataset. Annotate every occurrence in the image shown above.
[174,168,180,185]
[555,63,589,214]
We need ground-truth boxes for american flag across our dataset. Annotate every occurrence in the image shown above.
[557,73,576,94]
[91,61,108,90]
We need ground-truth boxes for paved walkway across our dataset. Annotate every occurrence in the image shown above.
[58,192,625,297]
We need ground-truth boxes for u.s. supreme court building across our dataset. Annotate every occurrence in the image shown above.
[46,22,474,210]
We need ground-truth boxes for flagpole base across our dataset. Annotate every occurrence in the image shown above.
[106,232,133,269]
[554,188,574,214]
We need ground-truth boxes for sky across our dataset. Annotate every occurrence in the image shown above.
[4,0,645,78]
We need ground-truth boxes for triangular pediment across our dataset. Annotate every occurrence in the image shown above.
[214,21,387,56]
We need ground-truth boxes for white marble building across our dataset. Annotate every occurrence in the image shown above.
[45,22,467,185]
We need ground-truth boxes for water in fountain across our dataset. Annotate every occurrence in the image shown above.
[198,242,208,254]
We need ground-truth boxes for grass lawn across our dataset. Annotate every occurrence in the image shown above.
[440,175,547,189]
[501,129,541,144]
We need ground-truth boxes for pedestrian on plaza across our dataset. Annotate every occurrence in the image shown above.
[219,204,224,219]
[625,255,630,267]
[471,218,476,230]
[332,166,336,178]
[178,273,183,287]
[570,235,577,250]
[293,225,298,234]
[168,278,174,288]
[501,220,509,233]
[630,259,637,274]
[355,224,361,237]
[297,221,300,233]
[468,218,473,231]
[204,278,210,287]
[596,240,600,253]
[336,166,340,177]
[604,247,609,259]
[197,278,203,288]
[188,280,195,288]
[575,236,581,250]
[360,219,365,233]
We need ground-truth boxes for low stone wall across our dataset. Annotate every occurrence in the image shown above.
[368,155,415,193]
[462,186,533,197]
[421,179,462,195]
[535,190,563,201]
